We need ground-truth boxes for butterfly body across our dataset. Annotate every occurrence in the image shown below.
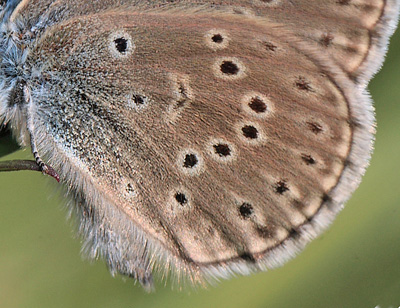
[0,0,398,289]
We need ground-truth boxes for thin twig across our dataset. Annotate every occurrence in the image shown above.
[0,160,60,182]
[0,160,41,172]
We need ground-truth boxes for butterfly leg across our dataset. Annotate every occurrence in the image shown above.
[30,133,60,181]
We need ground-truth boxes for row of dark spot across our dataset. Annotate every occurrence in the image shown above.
[183,141,233,170]
[174,178,290,219]
[181,149,317,171]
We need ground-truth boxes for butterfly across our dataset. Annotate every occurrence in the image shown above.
[0,0,398,291]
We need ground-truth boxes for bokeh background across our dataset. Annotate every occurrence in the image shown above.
[0,21,399,308]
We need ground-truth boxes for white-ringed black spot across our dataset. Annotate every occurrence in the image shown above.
[236,122,265,144]
[220,60,239,75]
[177,149,204,175]
[249,96,267,113]
[114,37,128,53]
[239,202,254,219]
[213,57,246,80]
[205,29,230,50]
[212,34,223,43]
[175,192,188,206]
[242,92,273,118]
[109,31,134,58]
[183,153,198,168]
[169,187,192,212]
[213,143,231,157]
[207,138,237,162]
[242,125,258,139]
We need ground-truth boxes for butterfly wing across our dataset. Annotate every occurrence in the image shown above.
[15,0,399,85]
[229,0,399,85]
[8,0,398,288]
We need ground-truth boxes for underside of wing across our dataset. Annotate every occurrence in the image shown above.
[231,0,399,85]
[15,0,400,85]
[9,1,396,288]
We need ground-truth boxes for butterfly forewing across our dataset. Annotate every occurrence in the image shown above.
[16,0,398,84]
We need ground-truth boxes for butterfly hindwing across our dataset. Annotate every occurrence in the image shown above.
[3,0,396,288]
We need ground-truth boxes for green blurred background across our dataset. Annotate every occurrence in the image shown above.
[1,27,400,308]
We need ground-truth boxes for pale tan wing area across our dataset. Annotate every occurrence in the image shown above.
[10,0,396,288]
